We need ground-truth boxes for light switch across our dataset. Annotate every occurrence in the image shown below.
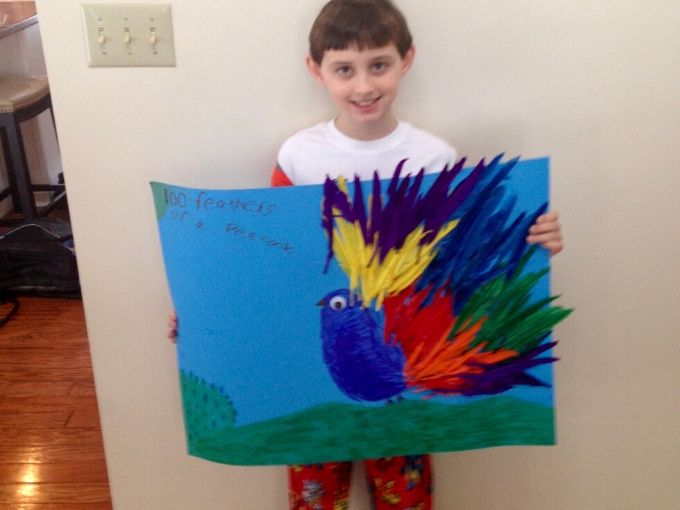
[81,3,175,67]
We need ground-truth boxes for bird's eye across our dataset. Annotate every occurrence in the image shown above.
[329,295,347,310]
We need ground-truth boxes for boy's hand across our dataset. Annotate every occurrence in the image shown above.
[527,211,563,256]
[168,311,178,343]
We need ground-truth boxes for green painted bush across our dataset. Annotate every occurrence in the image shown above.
[180,371,236,446]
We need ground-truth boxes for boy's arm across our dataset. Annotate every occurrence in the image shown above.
[271,164,294,187]
[527,211,563,256]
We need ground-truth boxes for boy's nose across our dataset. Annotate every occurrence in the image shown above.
[354,73,375,95]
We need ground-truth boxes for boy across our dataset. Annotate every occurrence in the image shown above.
[272,2,561,509]
[170,1,562,508]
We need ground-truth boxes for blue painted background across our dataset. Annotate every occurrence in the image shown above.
[153,157,551,427]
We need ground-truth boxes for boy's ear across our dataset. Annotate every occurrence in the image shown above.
[401,46,415,75]
[306,54,325,85]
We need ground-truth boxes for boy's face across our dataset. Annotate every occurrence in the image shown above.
[307,43,415,140]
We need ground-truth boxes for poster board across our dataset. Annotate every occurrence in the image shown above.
[151,156,569,465]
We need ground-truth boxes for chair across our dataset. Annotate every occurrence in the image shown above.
[0,75,65,221]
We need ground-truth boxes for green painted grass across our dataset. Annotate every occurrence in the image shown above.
[185,393,555,466]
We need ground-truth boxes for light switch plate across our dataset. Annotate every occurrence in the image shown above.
[81,3,175,67]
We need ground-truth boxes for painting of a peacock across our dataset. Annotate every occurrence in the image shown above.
[319,155,571,403]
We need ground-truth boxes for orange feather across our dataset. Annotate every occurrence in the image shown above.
[384,285,517,395]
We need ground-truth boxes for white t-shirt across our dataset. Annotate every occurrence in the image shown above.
[276,120,457,185]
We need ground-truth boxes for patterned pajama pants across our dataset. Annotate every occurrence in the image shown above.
[288,454,432,510]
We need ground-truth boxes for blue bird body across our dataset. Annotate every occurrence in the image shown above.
[320,289,406,401]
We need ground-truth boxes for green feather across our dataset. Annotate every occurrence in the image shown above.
[450,250,572,353]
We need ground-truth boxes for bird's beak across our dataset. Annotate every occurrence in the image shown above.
[316,298,326,307]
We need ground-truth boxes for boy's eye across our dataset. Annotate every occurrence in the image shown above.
[372,62,388,72]
[335,66,353,77]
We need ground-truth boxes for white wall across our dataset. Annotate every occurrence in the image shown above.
[35,1,680,509]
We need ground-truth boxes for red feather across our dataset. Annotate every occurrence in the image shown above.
[383,286,517,396]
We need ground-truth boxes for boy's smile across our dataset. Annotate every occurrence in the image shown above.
[307,44,415,141]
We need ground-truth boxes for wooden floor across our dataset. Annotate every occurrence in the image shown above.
[0,296,112,509]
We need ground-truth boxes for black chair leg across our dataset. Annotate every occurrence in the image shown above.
[0,128,22,213]
[1,115,38,219]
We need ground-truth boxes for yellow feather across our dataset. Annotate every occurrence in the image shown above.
[327,181,459,310]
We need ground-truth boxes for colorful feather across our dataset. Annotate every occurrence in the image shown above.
[319,155,571,401]
[322,158,471,309]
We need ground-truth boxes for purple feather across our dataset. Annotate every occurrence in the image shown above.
[322,178,338,272]
[368,172,383,241]
[455,341,559,396]
[352,176,369,243]
[322,157,491,267]
[386,159,407,197]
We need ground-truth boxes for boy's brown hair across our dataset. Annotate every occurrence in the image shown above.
[309,0,413,65]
